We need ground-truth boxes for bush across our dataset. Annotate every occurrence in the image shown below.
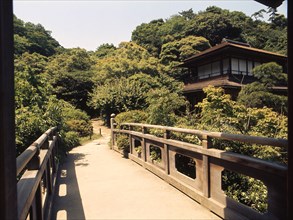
[115,110,147,126]
[62,131,80,151]
[66,119,93,137]
[116,134,130,152]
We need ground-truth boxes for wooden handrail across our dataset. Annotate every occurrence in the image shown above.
[16,127,57,176]
[16,127,59,220]
[113,119,288,220]
[121,122,288,148]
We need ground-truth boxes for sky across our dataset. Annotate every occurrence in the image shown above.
[13,0,287,51]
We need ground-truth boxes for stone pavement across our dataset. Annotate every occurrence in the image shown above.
[51,121,220,220]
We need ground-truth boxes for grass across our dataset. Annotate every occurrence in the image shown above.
[79,133,102,145]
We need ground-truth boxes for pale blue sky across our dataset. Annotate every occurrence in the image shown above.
[13,0,287,51]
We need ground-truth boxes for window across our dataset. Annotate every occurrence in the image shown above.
[198,64,211,79]
[247,61,253,76]
[211,61,221,76]
[223,58,230,74]
[231,58,239,74]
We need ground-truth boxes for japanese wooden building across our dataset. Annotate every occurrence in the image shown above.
[180,39,288,106]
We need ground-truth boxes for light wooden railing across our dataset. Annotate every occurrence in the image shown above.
[16,127,59,220]
[111,117,287,220]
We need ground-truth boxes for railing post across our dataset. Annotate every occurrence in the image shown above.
[35,183,43,220]
[142,126,147,162]
[129,126,133,155]
[27,144,40,170]
[110,113,116,149]
[52,135,58,174]
[163,129,170,175]
[202,134,212,198]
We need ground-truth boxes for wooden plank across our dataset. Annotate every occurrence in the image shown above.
[0,1,17,219]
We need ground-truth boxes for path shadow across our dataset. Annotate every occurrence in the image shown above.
[51,153,87,220]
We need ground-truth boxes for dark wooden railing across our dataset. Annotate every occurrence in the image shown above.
[111,117,287,220]
[16,127,59,220]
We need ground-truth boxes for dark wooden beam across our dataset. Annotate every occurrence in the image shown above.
[254,0,284,8]
[0,0,17,219]
[287,1,292,220]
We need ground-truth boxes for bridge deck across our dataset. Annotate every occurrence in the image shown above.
[51,123,220,219]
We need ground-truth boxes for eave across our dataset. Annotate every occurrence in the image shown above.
[254,0,284,8]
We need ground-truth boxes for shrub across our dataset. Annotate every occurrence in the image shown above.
[116,134,130,152]
[62,131,80,151]
[115,110,147,126]
[66,119,93,137]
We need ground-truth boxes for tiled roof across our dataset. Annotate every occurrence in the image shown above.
[183,41,286,64]
[183,77,288,93]
[183,77,242,92]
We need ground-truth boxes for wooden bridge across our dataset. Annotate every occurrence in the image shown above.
[16,117,287,220]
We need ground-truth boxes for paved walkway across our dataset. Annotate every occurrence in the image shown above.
[52,121,220,219]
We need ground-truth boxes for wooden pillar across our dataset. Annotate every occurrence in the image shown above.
[287,1,292,220]
[163,130,170,175]
[110,113,116,149]
[142,126,147,162]
[0,1,17,219]
[202,134,211,198]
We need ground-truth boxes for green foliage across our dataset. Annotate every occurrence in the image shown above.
[92,42,161,84]
[146,87,186,126]
[238,63,287,113]
[14,16,60,56]
[150,146,162,162]
[132,6,287,58]
[160,36,210,79]
[186,7,243,45]
[115,110,148,125]
[89,41,184,125]
[192,86,287,212]
[222,170,268,213]
[116,134,130,152]
[15,51,93,155]
[131,19,165,57]
[61,131,80,151]
[50,70,94,113]
[252,62,286,86]
[95,43,116,58]
[47,48,95,114]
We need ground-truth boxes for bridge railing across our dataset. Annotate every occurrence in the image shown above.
[16,127,59,220]
[111,118,287,220]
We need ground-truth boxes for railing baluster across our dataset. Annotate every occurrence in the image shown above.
[163,129,170,175]
[46,160,52,195]
[202,134,211,198]
[110,114,116,149]
[142,126,147,162]
[35,183,43,220]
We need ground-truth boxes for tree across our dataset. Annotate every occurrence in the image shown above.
[47,48,95,114]
[131,19,165,57]
[160,36,210,80]
[185,8,243,45]
[95,43,116,58]
[238,62,287,113]
[92,42,162,84]
[179,9,196,20]
[146,87,186,126]
[14,16,60,56]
